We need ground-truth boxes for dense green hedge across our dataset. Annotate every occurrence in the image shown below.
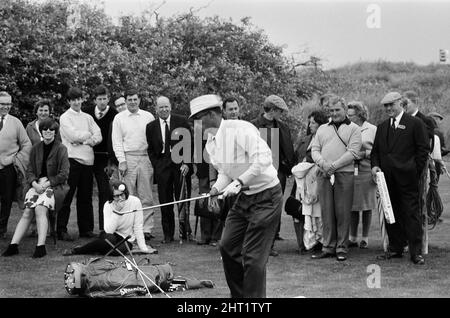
[0,0,325,132]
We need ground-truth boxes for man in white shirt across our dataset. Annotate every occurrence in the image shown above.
[189,94,282,298]
[111,88,155,240]
[58,87,102,241]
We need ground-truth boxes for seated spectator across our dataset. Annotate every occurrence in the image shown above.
[25,98,60,238]
[62,181,156,256]
[2,118,69,258]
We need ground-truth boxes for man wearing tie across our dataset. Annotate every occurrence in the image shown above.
[146,96,191,243]
[371,92,429,265]
[85,85,117,233]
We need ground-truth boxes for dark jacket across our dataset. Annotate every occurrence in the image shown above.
[294,134,314,164]
[146,114,193,184]
[25,140,70,213]
[371,113,429,186]
[415,111,435,152]
[251,114,295,175]
[84,106,118,159]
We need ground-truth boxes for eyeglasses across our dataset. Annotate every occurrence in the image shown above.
[0,103,12,106]
[42,128,56,132]
[113,193,125,199]
[383,102,394,107]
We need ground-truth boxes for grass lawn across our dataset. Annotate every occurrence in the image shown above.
[1,163,450,298]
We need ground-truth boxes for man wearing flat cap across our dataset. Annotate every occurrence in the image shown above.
[251,95,295,254]
[371,92,429,265]
[190,94,282,298]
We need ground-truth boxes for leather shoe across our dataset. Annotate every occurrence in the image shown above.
[58,232,74,242]
[411,255,425,265]
[79,231,97,238]
[348,241,358,248]
[196,240,208,245]
[336,252,347,261]
[359,240,368,249]
[311,251,335,259]
[161,237,174,244]
[144,233,155,240]
[376,251,403,260]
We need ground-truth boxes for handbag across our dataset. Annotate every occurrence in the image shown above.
[284,182,303,220]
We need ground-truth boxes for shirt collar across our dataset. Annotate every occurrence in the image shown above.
[159,115,171,124]
[68,108,82,115]
[328,116,351,126]
[411,109,419,117]
[95,106,109,116]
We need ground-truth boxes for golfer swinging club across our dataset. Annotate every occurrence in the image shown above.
[189,94,283,298]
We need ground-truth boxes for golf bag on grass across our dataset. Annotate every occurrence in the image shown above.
[64,257,213,297]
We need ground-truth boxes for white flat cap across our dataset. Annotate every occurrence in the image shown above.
[263,95,289,112]
[380,92,402,105]
[189,94,222,118]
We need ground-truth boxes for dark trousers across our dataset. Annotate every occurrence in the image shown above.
[73,232,133,256]
[198,176,223,242]
[0,165,17,234]
[220,183,282,298]
[157,158,183,240]
[93,155,112,231]
[178,176,192,239]
[385,173,423,256]
[57,159,94,235]
[271,170,286,244]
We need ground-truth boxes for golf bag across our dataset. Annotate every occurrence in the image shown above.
[64,257,215,297]
[64,257,174,297]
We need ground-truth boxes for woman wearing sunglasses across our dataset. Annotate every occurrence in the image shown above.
[61,180,156,256]
[2,118,69,258]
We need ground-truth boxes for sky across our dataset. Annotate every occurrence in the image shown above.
[68,0,450,69]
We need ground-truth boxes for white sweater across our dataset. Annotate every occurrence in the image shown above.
[103,195,148,252]
[59,108,102,166]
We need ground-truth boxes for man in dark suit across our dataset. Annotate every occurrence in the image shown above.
[403,90,435,151]
[146,96,192,243]
[85,85,117,234]
[371,92,429,265]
